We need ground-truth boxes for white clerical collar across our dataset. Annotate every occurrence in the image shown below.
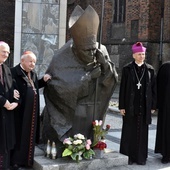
[135,61,144,67]
[20,64,26,71]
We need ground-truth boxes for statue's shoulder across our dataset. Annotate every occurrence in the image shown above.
[55,39,73,56]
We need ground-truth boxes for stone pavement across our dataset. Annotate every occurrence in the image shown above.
[103,110,170,170]
[25,85,170,169]
[103,84,170,170]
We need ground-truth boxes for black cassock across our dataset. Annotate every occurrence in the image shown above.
[119,62,155,164]
[11,81,38,166]
[155,62,170,157]
[0,64,17,169]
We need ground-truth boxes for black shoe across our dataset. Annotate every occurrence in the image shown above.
[161,157,169,164]
[137,161,146,165]
[128,158,133,165]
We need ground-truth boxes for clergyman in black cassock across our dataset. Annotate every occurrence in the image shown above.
[119,42,157,165]
[155,61,170,164]
[0,41,19,169]
[10,51,51,169]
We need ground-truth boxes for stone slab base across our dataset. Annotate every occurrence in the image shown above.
[33,147,128,170]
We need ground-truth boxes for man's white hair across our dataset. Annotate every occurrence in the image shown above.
[21,51,36,60]
[0,41,9,48]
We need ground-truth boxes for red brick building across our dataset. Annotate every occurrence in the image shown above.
[67,0,170,77]
[1,0,170,77]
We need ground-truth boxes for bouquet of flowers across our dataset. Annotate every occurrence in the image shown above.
[62,133,95,162]
[92,120,110,150]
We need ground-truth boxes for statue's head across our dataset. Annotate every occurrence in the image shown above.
[69,5,99,64]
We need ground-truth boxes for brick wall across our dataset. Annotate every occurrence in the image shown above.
[164,0,170,41]
[148,0,161,41]
[67,0,170,77]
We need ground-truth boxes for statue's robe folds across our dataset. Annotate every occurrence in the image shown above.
[41,40,118,154]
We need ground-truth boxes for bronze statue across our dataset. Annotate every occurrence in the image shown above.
[41,5,118,157]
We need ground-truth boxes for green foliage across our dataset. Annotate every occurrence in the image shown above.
[83,149,95,159]
[62,148,72,157]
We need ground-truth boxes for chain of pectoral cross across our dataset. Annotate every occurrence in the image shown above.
[21,70,37,94]
[0,65,3,85]
[133,66,145,90]
[27,72,37,94]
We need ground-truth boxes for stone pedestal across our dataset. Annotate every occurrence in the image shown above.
[33,147,128,170]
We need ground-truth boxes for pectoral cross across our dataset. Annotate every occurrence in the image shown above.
[137,82,142,89]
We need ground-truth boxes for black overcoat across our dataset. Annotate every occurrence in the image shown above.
[119,61,157,124]
[0,64,16,152]
[155,62,170,156]
[10,64,46,146]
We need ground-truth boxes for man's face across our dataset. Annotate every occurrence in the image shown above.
[0,45,10,64]
[75,48,96,64]
[133,52,145,64]
[21,55,36,72]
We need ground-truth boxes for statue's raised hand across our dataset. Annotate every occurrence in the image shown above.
[96,49,109,72]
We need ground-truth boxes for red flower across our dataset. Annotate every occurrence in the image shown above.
[94,141,107,150]
[92,121,96,126]
[106,124,110,131]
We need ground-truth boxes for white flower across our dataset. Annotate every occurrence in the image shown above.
[95,120,99,126]
[95,120,103,126]
[73,139,83,145]
[74,133,85,140]
[99,120,103,126]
